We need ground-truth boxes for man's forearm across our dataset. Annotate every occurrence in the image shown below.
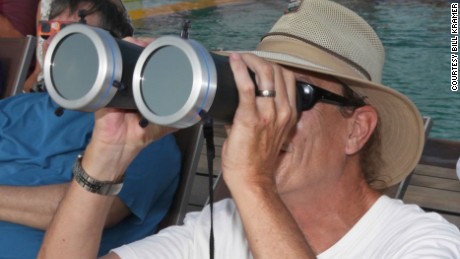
[0,183,130,230]
[39,137,140,259]
[38,180,114,259]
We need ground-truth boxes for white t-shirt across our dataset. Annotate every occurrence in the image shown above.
[112,196,460,258]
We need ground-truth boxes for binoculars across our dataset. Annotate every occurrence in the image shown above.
[44,23,245,128]
[44,24,305,128]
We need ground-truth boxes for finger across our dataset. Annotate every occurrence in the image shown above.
[272,68,297,152]
[276,68,297,126]
[258,65,289,151]
[229,53,258,120]
[282,69,298,123]
[239,54,275,93]
[272,65,288,114]
[239,54,276,121]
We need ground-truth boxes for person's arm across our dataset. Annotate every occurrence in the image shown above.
[38,108,174,259]
[39,178,118,258]
[0,183,130,230]
[221,53,316,258]
[0,14,23,38]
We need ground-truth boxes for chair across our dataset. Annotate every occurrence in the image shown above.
[0,35,36,98]
[157,123,204,230]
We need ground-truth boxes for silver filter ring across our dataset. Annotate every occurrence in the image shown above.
[44,24,123,112]
[132,35,217,128]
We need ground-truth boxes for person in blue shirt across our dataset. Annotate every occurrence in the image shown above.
[0,0,181,258]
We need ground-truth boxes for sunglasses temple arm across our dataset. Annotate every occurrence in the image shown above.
[315,86,357,107]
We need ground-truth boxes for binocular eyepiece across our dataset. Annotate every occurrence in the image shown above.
[44,24,303,128]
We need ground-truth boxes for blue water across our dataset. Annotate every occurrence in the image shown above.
[132,0,459,140]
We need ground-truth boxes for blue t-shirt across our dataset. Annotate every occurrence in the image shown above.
[0,93,181,258]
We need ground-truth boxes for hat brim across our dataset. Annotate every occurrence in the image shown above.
[215,50,425,189]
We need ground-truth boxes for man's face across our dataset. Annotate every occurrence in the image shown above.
[274,72,352,196]
[42,3,101,58]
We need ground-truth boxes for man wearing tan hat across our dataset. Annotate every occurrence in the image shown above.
[38,0,460,258]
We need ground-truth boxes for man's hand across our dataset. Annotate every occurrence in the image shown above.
[220,53,315,259]
[222,53,298,189]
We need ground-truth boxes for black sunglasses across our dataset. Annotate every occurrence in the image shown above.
[296,82,366,111]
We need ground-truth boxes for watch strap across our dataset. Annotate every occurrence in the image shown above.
[72,154,124,196]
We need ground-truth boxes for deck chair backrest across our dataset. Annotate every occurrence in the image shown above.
[157,123,204,230]
[0,35,36,98]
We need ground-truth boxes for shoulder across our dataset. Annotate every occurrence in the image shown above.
[2,93,92,124]
[184,198,238,224]
[182,199,249,258]
[376,196,459,234]
[321,196,460,258]
[180,199,243,241]
[377,196,460,256]
[0,93,68,115]
[184,199,246,244]
[0,92,45,105]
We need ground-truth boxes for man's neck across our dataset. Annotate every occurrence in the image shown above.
[281,175,381,254]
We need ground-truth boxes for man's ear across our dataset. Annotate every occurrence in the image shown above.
[345,106,378,155]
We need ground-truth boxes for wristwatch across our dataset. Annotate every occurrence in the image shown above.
[72,154,124,196]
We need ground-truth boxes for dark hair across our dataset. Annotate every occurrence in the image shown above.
[48,0,134,38]
[339,84,384,188]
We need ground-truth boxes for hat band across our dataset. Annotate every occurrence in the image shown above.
[258,32,371,81]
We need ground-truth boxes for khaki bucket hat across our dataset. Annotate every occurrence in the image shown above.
[224,0,425,189]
